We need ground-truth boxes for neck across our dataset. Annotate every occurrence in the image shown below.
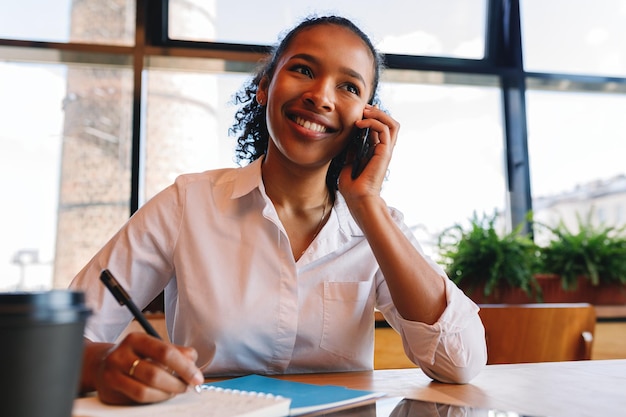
[261,155,330,210]
[261,152,333,260]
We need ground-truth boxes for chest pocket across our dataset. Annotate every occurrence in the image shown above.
[320,281,373,359]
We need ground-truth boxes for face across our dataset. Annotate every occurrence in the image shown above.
[257,24,376,171]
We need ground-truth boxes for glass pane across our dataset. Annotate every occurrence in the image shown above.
[169,0,487,59]
[521,0,626,77]
[0,0,135,45]
[0,62,133,291]
[527,90,626,239]
[379,72,505,256]
[143,61,242,202]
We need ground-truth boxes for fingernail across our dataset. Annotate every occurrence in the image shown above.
[195,369,204,381]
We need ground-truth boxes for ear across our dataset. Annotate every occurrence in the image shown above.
[256,76,269,105]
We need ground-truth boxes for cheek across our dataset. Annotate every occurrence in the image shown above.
[345,102,366,126]
[332,130,357,158]
[264,100,282,139]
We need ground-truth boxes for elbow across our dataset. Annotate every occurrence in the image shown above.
[418,343,488,384]
[421,355,486,384]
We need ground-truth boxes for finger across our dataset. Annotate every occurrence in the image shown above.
[177,344,199,362]
[96,354,175,405]
[102,370,178,404]
[362,106,400,144]
[356,118,393,151]
[169,345,204,386]
[125,357,189,396]
[131,336,204,386]
[111,334,203,397]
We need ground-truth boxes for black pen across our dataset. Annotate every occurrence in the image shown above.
[100,269,161,338]
[100,269,202,393]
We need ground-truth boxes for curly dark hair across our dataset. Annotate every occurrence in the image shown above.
[229,15,385,192]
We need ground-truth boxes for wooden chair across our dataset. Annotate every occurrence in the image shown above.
[478,303,596,364]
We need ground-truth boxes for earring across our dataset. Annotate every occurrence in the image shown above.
[257,93,266,106]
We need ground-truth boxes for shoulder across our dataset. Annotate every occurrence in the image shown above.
[171,160,262,199]
[172,167,238,189]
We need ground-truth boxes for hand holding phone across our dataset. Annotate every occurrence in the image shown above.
[351,127,374,179]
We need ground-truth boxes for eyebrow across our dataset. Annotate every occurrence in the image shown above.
[289,53,367,88]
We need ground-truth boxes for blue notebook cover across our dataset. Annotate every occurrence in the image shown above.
[206,374,385,416]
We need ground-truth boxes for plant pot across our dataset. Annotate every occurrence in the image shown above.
[591,281,626,305]
[530,275,626,305]
[459,275,626,305]
[535,274,584,303]
[458,282,537,304]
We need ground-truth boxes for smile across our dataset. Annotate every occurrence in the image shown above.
[293,116,327,133]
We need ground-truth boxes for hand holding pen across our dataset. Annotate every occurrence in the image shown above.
[100,269,204,398]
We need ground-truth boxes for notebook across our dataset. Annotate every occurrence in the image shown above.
[207,374,386,416]
[72,386,291,417]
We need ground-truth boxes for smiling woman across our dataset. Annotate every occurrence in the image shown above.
[68,15,487,405]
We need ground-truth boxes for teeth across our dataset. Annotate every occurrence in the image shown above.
[294,116,327,133]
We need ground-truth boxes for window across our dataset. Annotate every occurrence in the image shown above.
[168,0,487,59]
[378,72,503,254]
[2,0,625,290]
[0,62,133,290]
[143,60,244,201]
[0,0,135,45]
[520,0,626,77]
[527,88,626,238]
[0,63,65,289]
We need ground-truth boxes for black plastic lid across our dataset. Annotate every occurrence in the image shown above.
[0,290,92,325]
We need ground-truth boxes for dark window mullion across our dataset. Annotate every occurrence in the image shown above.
[130,0,148,215]
[493,0,532,234]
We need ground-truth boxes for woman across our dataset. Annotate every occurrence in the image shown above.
[71,15,487,405]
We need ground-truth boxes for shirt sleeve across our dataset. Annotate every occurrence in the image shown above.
[69,181,183,342]
[383,277,487,383]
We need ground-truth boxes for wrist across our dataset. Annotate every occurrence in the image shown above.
[80,341,113,394]
[345,195,388,231]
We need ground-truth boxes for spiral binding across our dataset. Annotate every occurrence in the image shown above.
[201,385,286,401]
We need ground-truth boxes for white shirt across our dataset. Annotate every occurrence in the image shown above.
[70,158,486,383]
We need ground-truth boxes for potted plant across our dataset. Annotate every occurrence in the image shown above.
[437,212,542,303]
[535,213,626,304]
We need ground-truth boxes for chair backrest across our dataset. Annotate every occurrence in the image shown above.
[478,303,596,364]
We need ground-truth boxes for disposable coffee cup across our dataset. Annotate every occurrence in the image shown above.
[0,290,91,417]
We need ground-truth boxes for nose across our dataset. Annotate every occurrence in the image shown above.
[302,80,335,111]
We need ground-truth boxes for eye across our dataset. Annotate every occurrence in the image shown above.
[290,64,313,78]
[341,83,361,96]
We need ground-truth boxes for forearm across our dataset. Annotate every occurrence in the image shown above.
[348,196,446,324]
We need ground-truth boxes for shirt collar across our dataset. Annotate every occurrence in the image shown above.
[225,157,366,260]
[229,157,264,199]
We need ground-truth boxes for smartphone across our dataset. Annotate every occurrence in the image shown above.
[351,127,373,179]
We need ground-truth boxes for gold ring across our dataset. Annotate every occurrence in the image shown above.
[128,358,141,377]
